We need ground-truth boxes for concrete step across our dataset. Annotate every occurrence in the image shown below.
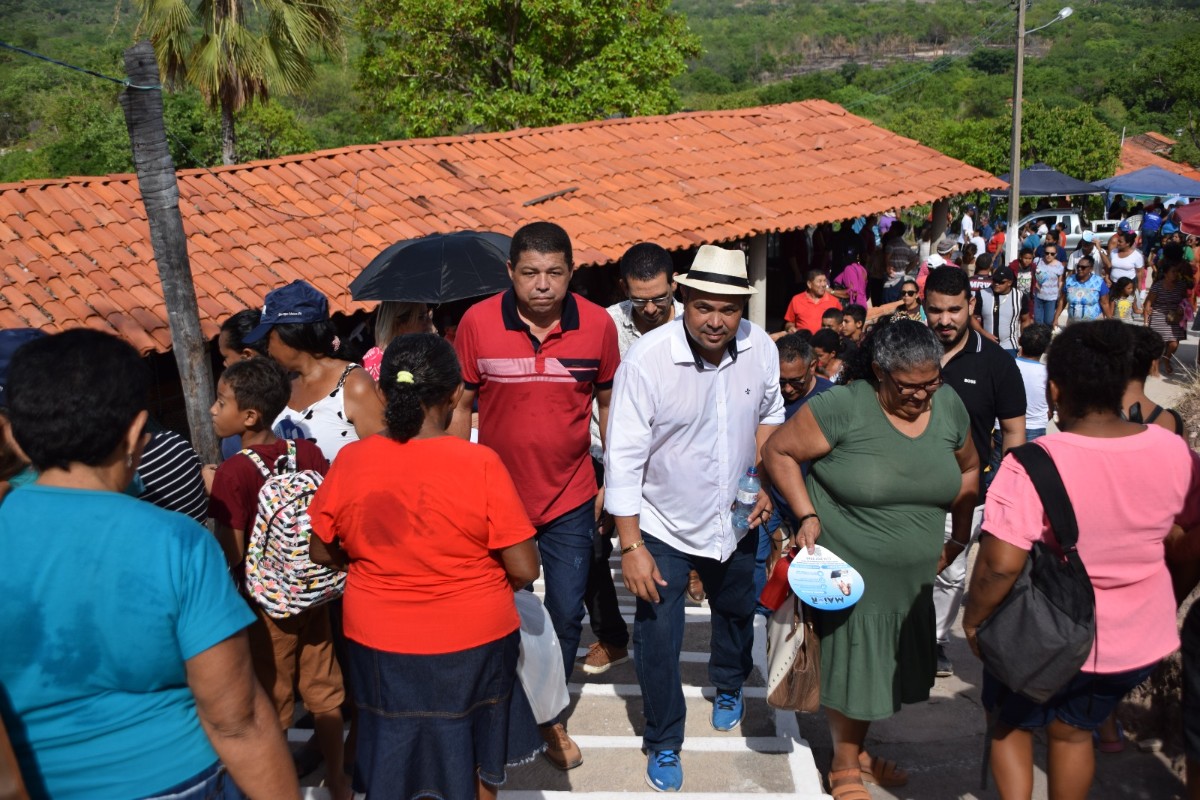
[561,683,778,740]
[502,742,820,796]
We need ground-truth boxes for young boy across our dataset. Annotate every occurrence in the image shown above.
[1015,324,1052,442]
[208,357,351,800]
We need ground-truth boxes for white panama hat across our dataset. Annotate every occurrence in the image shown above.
[675,245,757,296]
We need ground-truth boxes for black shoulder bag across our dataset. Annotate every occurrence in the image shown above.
[975,443,1096,705]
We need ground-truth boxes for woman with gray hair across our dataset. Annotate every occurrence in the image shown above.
[764,318,978,799]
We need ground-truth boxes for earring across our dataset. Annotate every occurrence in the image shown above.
[125,454,133,469]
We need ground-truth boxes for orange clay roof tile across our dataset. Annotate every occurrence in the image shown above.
[0,101,1003,354]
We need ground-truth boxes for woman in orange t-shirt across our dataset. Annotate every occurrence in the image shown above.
[309,333,539,800]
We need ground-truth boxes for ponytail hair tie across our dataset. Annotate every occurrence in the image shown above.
[396,370,415,384]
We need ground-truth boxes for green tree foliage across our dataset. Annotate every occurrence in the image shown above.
[356,0,701,137]
[134,0,345,164]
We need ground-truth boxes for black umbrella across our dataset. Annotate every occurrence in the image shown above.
[349,230,512,303]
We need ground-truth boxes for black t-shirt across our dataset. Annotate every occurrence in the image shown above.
[941,330,1027,497]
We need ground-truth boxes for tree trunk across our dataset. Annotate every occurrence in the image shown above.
[120,40,220,465]
[220,99,237,166]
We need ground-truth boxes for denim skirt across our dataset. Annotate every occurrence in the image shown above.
[349,629,520,799]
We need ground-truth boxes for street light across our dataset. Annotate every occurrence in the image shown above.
[1005,5,1074,263]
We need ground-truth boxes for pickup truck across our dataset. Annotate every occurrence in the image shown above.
[1017,209,1088,251]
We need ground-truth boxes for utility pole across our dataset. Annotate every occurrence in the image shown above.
[1005,0,1027,265]
[120,40,220,464]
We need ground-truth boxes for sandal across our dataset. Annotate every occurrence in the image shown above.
[827,767,872,800]
[859,750,909,787]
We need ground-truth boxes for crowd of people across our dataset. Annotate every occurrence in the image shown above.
[1,207,1199,800]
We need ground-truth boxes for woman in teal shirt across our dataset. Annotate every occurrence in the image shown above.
[0,330,299,800]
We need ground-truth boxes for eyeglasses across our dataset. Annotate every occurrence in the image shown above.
[884,370,944,396]
[629,293,674,309]
[901,290,918,297]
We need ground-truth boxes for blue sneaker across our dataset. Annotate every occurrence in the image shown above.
[645,749,683,792]
[711,688,744,731]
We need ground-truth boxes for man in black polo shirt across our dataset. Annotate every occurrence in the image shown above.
[924,267,1026,677]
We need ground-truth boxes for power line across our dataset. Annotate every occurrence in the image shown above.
[0,40,161,90]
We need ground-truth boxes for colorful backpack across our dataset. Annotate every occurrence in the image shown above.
[241,440,345,619]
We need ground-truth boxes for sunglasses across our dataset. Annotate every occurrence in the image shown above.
[779,376,810,389]
[884,370,944,397]
[901,290,918,297]
[629,293,673,309]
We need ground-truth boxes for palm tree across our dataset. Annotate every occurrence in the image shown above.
[136,0,344,165]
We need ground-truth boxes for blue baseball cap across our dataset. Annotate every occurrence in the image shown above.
[0,329,47,408]
[244,280,329,344]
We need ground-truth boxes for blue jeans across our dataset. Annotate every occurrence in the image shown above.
[1026,428,1046,442]
[634,530,757,751]
[141,763,245,800]
[1034,297,1057,326]
[536,498,596,684]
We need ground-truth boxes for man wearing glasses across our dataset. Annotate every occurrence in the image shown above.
[753,335,833,610]
[971,265,1031,356]
[924,267,1025,678]
[606,243,684,352]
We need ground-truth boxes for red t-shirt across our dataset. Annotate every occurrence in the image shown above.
[308,435,535,654]
[209,439,330,534]
[783,291,842,334]
[454,290,620,526]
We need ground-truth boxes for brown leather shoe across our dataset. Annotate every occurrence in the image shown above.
[539,722,583,770]
[686,569,706,603]
[582,640,629,675]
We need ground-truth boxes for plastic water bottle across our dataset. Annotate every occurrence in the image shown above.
[731,466,761,530]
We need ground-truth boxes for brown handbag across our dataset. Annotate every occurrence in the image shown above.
[764,589,821,712]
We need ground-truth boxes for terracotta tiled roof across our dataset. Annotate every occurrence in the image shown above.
[1120,132,1200,181]
[0,100,1003,354]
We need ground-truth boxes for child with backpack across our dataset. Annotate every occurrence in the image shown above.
[208,357,351,800]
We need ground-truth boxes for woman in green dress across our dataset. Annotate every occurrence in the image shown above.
[764,319,978,800]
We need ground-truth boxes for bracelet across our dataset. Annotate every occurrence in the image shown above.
[620,540,646,555]
[947,539,969,550]
[796,513,819,526]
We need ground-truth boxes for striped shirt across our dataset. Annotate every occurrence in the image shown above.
[138,429,209,522]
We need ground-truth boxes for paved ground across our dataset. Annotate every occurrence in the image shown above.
[298,339,1197,798]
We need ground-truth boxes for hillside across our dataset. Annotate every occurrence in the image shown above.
[1,0,1197,182]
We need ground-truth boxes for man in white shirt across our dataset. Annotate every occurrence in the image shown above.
[1066,230,1110,276]
[605,245,784,792]
[959,204,975,244]
[583,243,684,677]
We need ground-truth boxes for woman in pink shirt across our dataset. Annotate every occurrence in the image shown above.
[963,320,1200,800]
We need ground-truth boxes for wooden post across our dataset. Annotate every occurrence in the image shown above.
[748,234,768,329]
[120,41,220,464]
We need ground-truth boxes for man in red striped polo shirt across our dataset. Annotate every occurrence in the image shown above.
[450,221,620,771]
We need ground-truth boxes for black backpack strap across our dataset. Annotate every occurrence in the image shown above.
[1009,443,1080,552]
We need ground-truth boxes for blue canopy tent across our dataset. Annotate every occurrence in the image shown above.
[1092,166,1200,199]
[987,162,1103,197]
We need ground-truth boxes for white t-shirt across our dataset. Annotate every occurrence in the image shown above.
[1109,249,1144,282]
[960,214,975,243]
[970,234,987,257]
[1016,357,1049,431]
